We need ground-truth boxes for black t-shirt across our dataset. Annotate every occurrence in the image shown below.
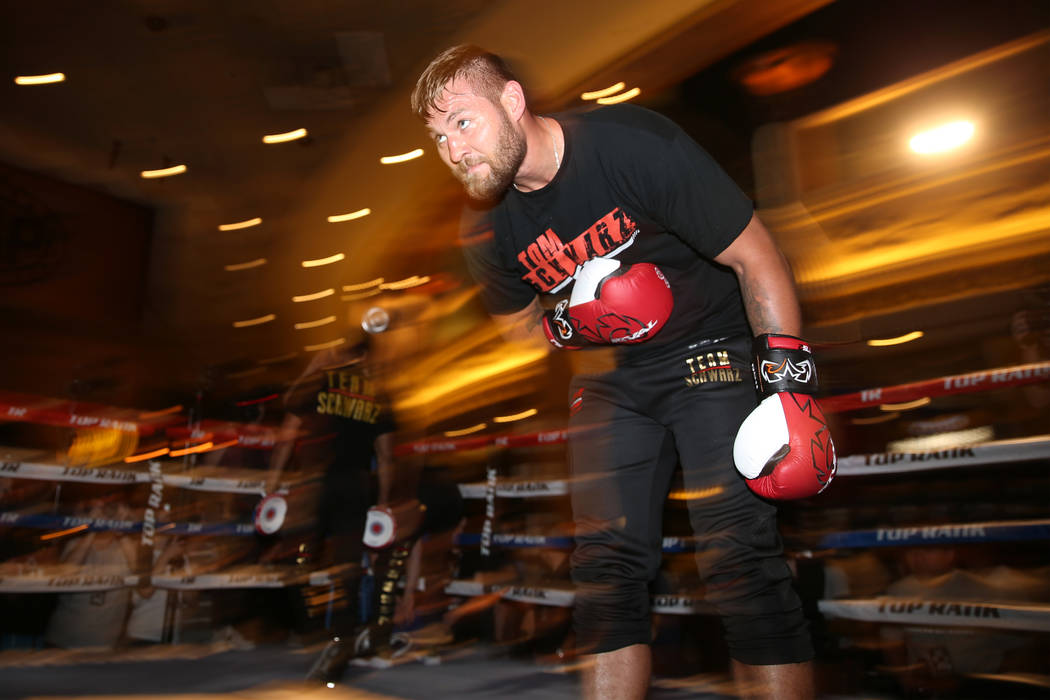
[462,104,754,361]
[286,362,395,474]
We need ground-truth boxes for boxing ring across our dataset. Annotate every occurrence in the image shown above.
[2,360,1049,653]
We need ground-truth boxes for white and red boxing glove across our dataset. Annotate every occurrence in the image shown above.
[253,494,288,535]
[362,500,424,549]
[542,258,674,349]
[733,334,837,500]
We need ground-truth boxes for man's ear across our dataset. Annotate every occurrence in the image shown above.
[500,80,527,121]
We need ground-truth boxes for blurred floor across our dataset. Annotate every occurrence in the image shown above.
[0,641,733,700]
[7,636,925,700]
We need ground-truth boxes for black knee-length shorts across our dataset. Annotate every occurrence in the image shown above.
[567,334,813,665]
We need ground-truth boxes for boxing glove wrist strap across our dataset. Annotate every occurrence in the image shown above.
[541,299,595,349]
[752,333,819,397]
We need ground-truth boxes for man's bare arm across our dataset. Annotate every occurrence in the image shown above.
[714,213,802,337]
[374,431,396,505]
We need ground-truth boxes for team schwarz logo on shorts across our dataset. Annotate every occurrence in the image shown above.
[684,348,742,387]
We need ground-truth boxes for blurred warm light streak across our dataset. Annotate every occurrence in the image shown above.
[880,397,931,412]
[302,253,345,268]
[138,405,182,420]
[867,331,924,347]
[794,31,1048,129]
[888,425,994,452]
[169,441,214,457]
[218,217,262,231]
[596,87,640,105]
[292,288,335,302]
[205,439,240,452]
[342,289,382,301]
[260,352,298,364]
[305,337,345,352]
[295,315,337,330]
[40,524,88,541]
[140,164,186,179]
[493,408,537,423]
[15,72,65,85]
[789,198,1050,287]
[380,149,424,164]
[397,344,548,414]
[851,412,900,425]
[328,208,371,223]
[262,127,307,144]
[124,447,170,462]
[909,120,975,155]
[668,485,724,501]
[224,258,267,271]
[581,82,625,100]
[444,423,487,437]
[380,275,430,290]
[344,278,384,292]
[233,313,276,328]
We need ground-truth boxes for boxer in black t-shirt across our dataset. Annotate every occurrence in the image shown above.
[412,46,836,699]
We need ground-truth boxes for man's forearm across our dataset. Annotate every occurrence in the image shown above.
[737,245,802,337]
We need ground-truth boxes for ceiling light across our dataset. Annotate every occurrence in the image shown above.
[867,331,924,347]
[581,82,625,100]
[262,128,308,144]
[292,288,335,302]
[879,397,931,412]
[294,315,337,330]
[493,408,537,423]
[302,253,345,268]
[379,275,429,290]
[224,258,267,271]
[305,337,345,352]
[218,217,262,231]
[342,289,382,301]
[909,120,975,155]
[233,314,276,328]
[596,87,640,105]
[343,278,384,292]
[328,208,371,223]
[380,149,424,164]
[140,164,187,179]
[444,423,487,437]
[15,72,66,85]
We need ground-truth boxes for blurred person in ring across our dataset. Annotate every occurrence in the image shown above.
[413,46,837,699]
[268,331,402,638]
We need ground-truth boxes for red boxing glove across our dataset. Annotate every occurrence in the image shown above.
[542,258,674,349]
[733,334,836,500]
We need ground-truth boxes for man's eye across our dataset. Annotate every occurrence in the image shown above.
[435,134,447,145]
[458,119,471,130]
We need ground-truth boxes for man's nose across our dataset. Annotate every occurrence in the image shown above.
[446,136,468,164]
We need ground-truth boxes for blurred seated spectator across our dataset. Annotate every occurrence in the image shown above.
[880,546,1049,695]
[44,498,136,650]
[124,534,187,645]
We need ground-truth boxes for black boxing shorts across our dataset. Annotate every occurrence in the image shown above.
[566,333,813,665]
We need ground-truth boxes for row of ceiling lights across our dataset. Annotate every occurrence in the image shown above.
[13,72,643,356]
